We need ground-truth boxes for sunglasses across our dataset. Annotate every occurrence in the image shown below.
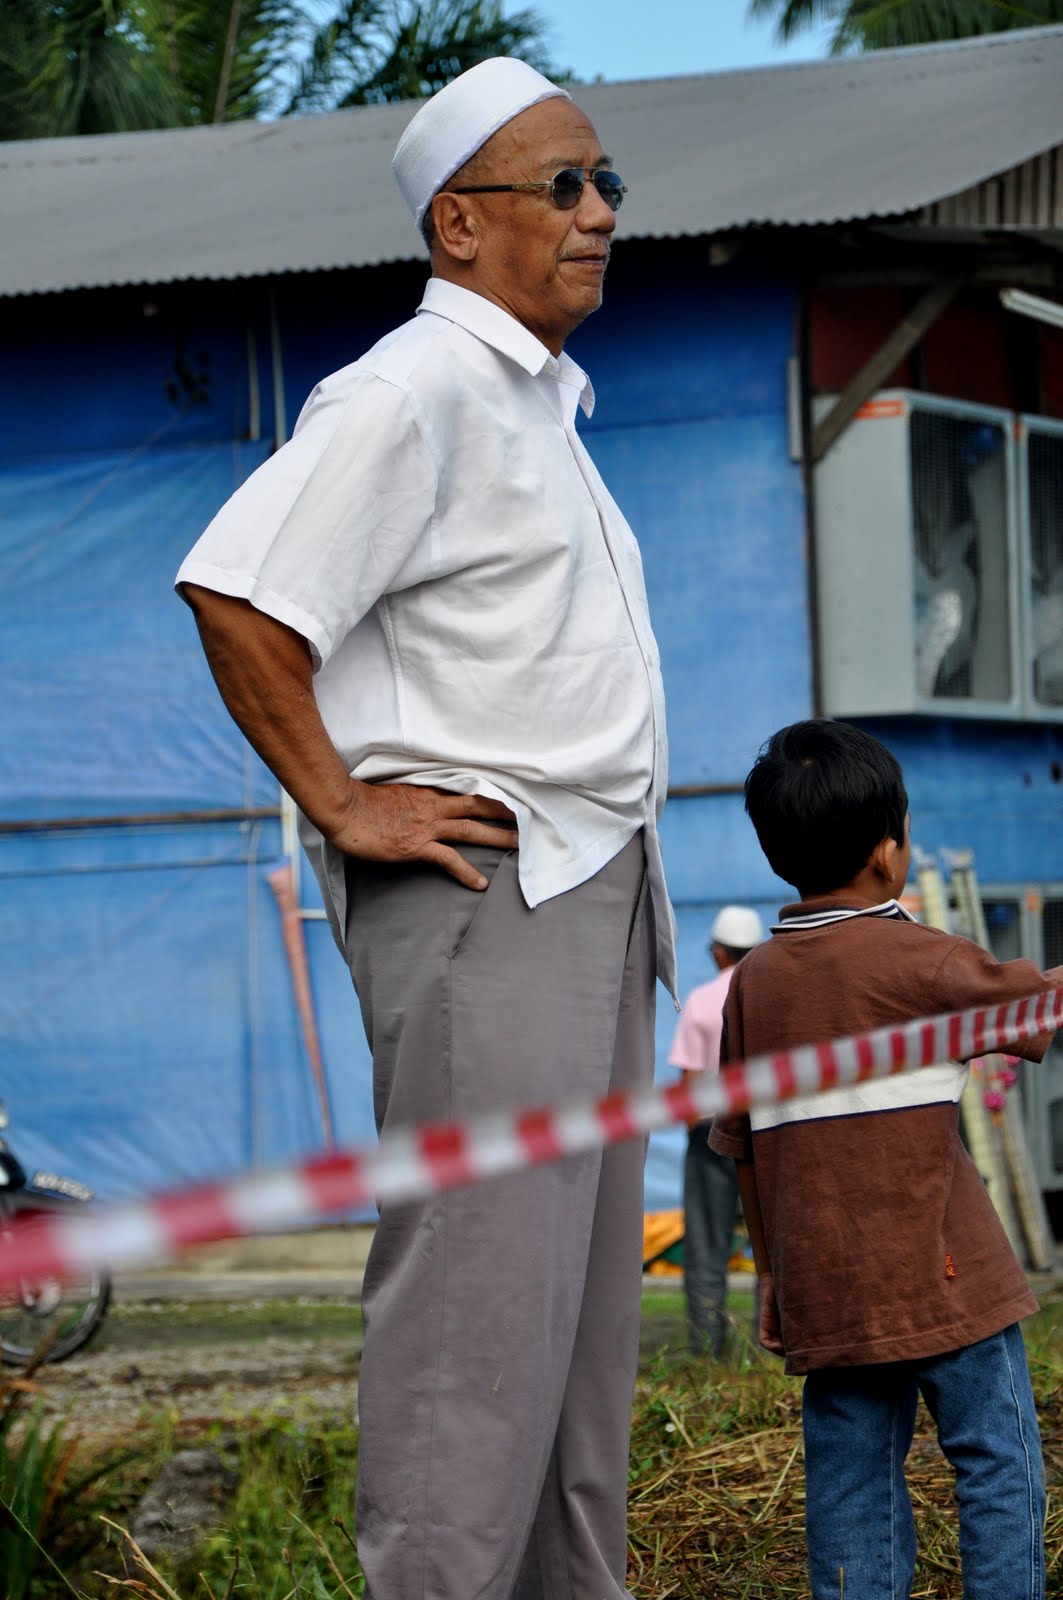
[449,167,627,212]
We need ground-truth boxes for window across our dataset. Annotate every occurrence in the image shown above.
[911,410,1011,703]
[815,391,1063,721]
[1022,419,1063,715]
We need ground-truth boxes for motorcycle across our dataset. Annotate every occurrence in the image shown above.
[0,1100,111,1364]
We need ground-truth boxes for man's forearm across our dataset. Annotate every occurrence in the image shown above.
[181,584,355,841]
[179,583,519,888]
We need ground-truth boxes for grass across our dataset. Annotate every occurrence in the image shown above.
[92,1301,363,1354]
[0,1369,154,1600]
[639,1283,758,1365]
[24,1416,365,1600]
[10,1285,1063,1598]
[188,1420,363,1598]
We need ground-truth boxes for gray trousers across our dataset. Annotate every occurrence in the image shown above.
[682,1130,739,1358]
[342,833,656,1600]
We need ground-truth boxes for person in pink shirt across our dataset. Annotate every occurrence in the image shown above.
[669,904,764,1355]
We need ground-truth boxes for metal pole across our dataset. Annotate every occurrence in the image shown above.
[0,807,281,835]
[265,282,305,904]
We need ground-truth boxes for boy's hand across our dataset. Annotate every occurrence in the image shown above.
[758,1273,786,1357]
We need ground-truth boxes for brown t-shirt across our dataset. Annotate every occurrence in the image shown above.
[710,896,1063,1375]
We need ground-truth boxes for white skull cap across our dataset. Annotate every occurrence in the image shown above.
[711,906,765,951]
[393,57,570,231]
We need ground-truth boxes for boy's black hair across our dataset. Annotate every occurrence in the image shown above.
[744,720,908,896]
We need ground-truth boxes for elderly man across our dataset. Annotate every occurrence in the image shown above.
[177,57,674,1600]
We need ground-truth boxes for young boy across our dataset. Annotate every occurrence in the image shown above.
[710,718,1063,1600]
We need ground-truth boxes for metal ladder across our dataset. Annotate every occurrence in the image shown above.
[945,850,1057,1273]
[913,850,1023,1258]
[914,849,1055,1271]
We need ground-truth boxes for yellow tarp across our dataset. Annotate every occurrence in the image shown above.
[642,1208,684,1275]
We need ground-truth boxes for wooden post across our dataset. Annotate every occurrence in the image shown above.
[810,277,965,464]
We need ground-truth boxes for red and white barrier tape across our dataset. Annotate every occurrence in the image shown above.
[3,986,1062,1291]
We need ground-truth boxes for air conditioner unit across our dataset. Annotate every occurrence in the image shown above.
[1018,415,1063,719]
[814,391,1021,719]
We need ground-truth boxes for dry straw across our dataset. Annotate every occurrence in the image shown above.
[626,1338,1063,1598]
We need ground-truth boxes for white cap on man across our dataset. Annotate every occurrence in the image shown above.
[710,905,764,951]
[392,57,570,230]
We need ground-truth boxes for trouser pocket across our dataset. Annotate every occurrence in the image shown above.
[447,846,515,959]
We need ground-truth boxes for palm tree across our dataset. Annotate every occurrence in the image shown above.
[748,0,1063,52]
[283,0,558,112]
[0,0,562,139]
[142,0,310,125]
[0,0,184,140]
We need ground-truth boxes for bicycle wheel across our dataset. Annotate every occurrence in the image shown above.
[0,1193,112,1365]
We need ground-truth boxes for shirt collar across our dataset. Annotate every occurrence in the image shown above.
[772,898,917,932]
[417,278,595,417]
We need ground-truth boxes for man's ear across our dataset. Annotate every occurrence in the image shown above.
[431,192,481,262]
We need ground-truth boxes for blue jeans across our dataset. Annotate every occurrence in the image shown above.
[803,1324,1045,1600]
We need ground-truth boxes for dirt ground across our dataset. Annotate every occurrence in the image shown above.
[33,1323,362,1440]
[25,1228,372,1441]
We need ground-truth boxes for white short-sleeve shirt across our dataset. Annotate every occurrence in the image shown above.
[177,278,676,993]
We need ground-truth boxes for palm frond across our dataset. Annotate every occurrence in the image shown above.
[284,0,563,114]
[746,0,849,44]
[0,0,185,136]
[140,0,309,123]
[749,0,1063,52]
[281,0,387,116]
[1,0,567,136]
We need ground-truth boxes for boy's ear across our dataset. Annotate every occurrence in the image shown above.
[869,833,900,883]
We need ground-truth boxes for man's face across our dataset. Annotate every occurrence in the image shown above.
[443,97,618,355]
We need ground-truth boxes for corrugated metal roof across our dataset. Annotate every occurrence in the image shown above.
[921,146,1063,227]
[2,26,1062,298]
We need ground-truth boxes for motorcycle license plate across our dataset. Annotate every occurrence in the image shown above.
[31,1172,94,1202]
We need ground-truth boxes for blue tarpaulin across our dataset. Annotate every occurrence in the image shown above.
[0,437,374,1200]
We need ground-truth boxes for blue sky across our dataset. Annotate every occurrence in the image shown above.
[528,0,835,81]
